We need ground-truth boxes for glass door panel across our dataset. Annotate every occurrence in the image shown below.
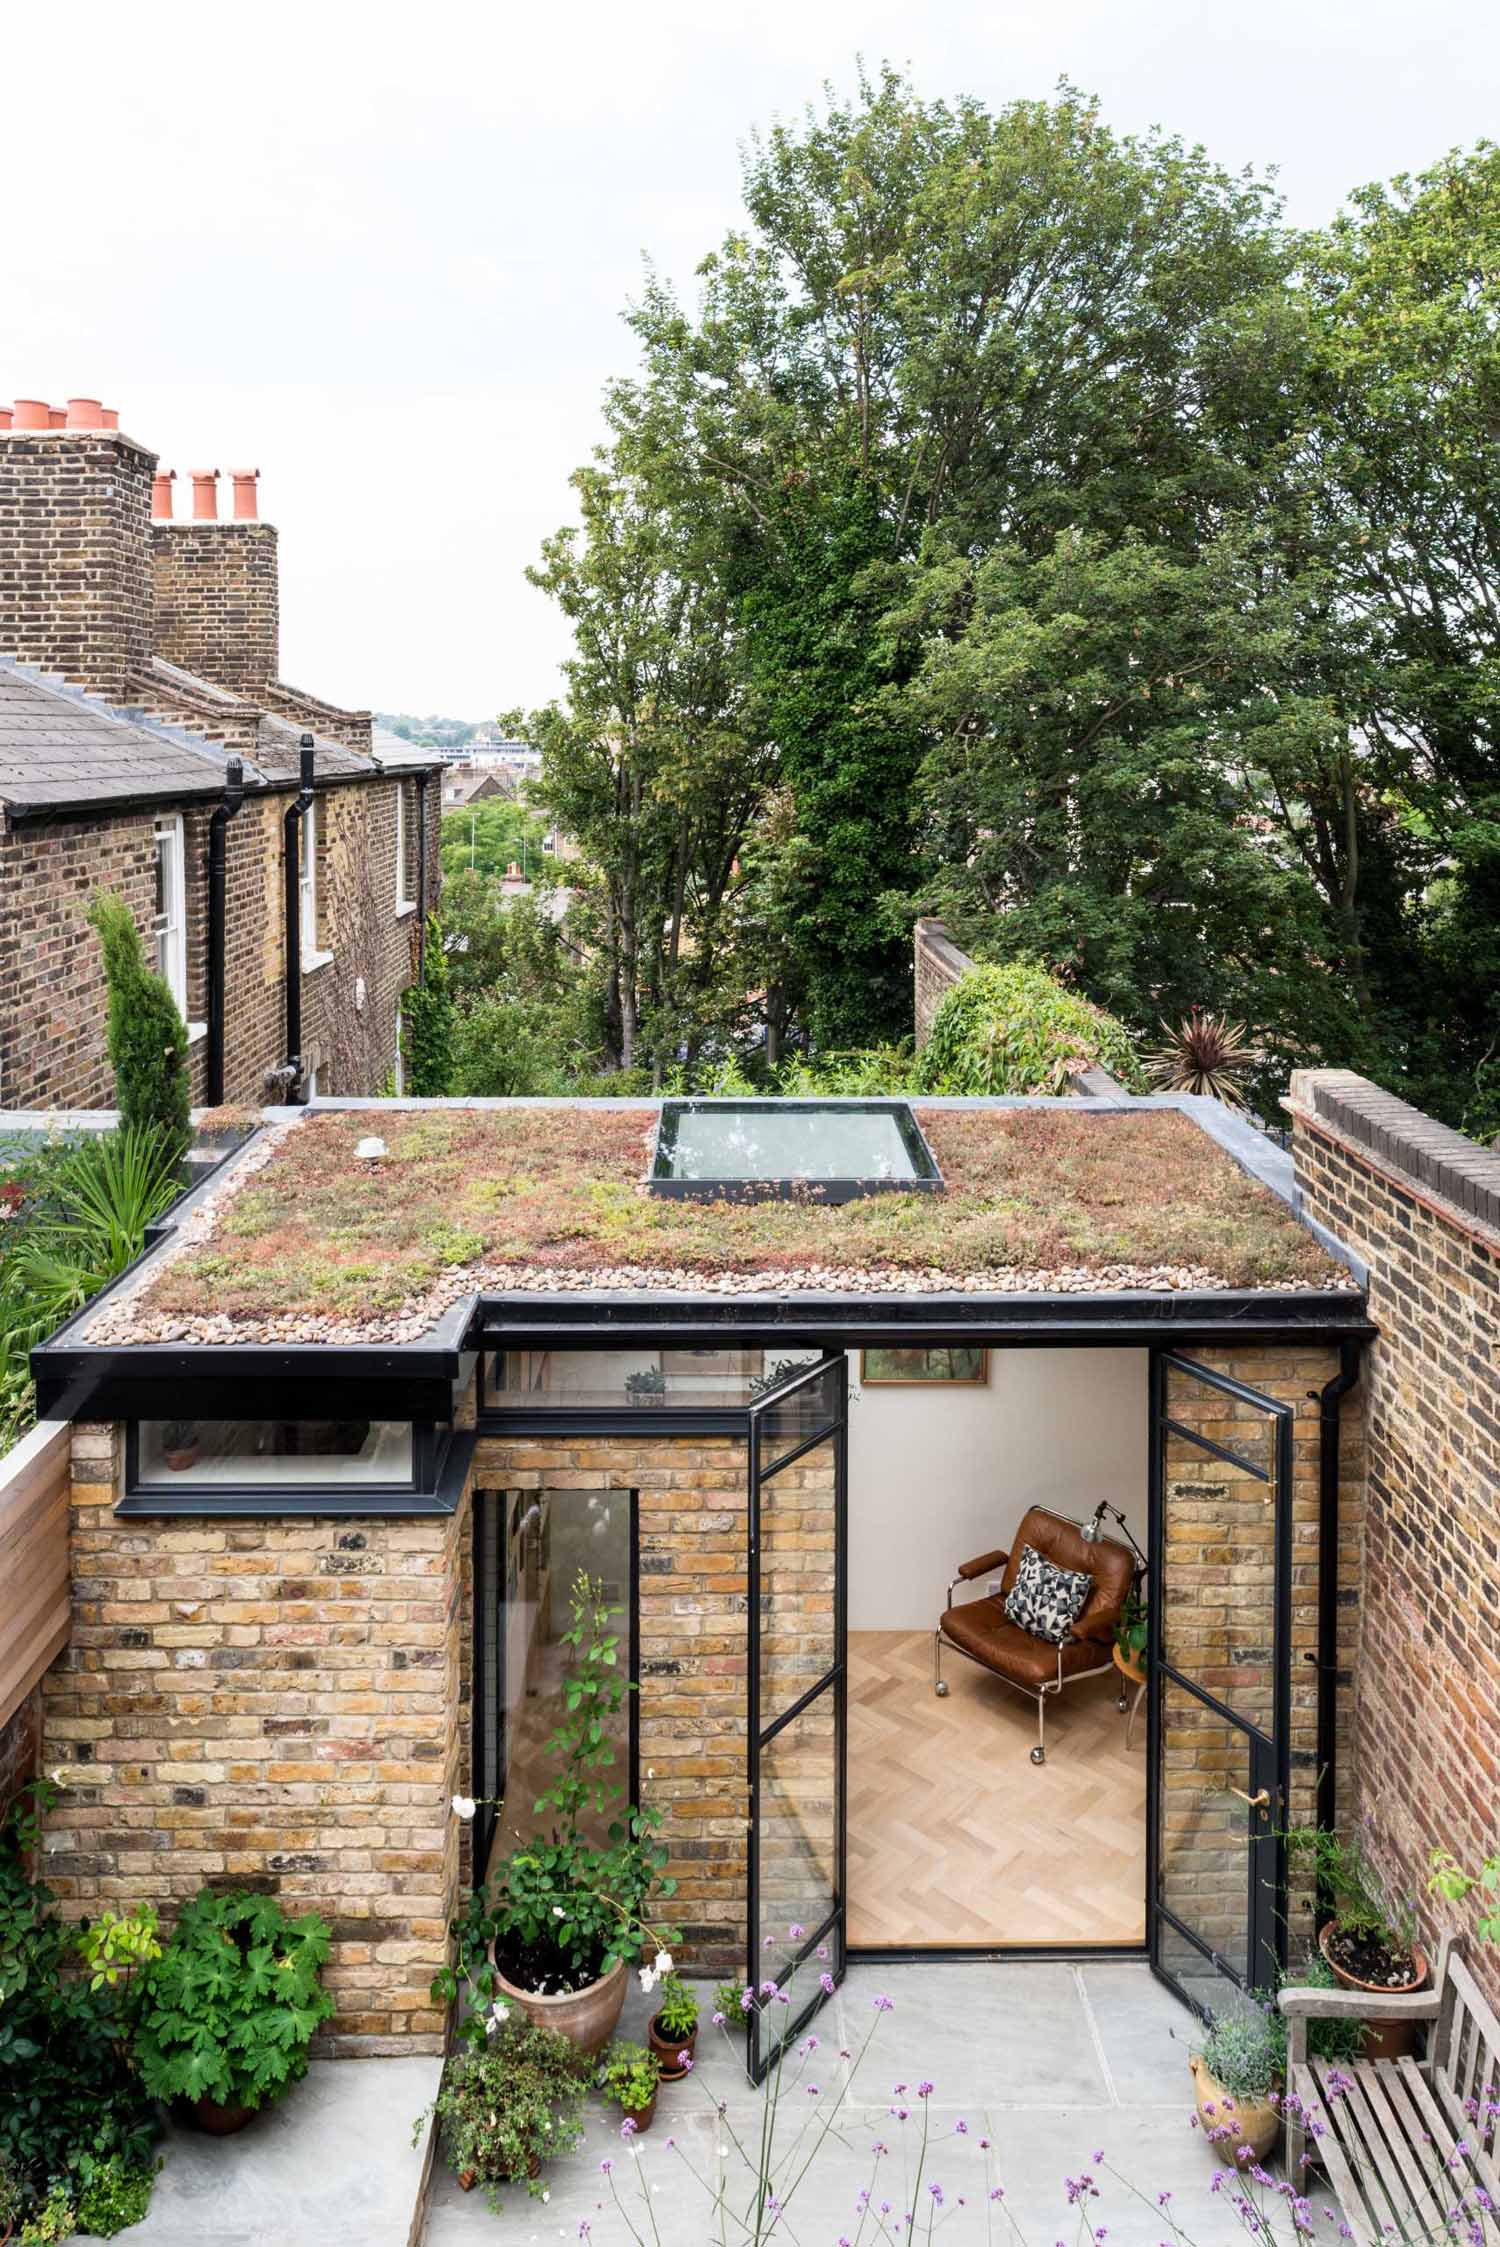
[1150,1353,1291,2008]
[747,1354,847,2082]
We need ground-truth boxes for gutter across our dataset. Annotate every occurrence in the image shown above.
[205,755,245,1104]
[1314,1339,1364,1840]
[282,737,316,1101]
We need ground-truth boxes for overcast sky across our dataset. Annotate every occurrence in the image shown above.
[6,0,1496,719]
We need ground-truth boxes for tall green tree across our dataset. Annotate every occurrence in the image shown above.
[87,894,191,1155]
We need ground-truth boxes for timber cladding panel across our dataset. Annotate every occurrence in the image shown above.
[37,1424,467,2057]
[1289,1068,1500,2006]
[472,1434,751,1974]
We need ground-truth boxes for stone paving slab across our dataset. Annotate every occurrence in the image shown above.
[422,1963,1271,2247]
[122,2056,443,2246]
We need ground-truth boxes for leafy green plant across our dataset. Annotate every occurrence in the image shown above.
[914,963,1144,1097]
[77,1905,162,1996]
[624,1366,667,1399]
[1273,1950,1368,2067]
[652,1973,698,2040]
[1146,1008,1261,1108]
[1114,1589,1148,1665]
[400,918,455,1095]
[87,894,190,1156]
[17,2183,74,2244]
[1282,1826,1411,1948]
[0,1785,157,2214]
[414,2019,592,2205]
[1430,1850,1500,1943]
[133,1889,335,2114]
[599,2038,660,2117]
[1197,2006,1281,2100]
[74,2154,157,2237]
[0,2154,24,2233]
[713,1978,748,2030]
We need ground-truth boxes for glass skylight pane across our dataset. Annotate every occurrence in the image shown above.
[651,1100,942,1201]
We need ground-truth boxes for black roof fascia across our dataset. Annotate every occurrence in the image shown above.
[32,1338,465,1422]
[4,763,386,827]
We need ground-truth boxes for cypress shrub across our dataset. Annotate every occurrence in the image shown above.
[87,894,191,1155]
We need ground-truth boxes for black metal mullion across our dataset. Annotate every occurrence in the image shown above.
[1159,1416,1274,1483]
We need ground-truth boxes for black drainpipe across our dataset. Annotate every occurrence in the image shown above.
[415,770,431,980]
[205,755,245,1105]
[283,736,316,1100]
[1312,1337,1364,1841]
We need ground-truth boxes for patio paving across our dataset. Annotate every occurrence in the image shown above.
[421,1960,1277,2247]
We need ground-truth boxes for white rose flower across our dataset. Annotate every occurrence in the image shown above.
[653,1950,674,1978]
[638,1965,658,1994]
[450,1793,476,1821]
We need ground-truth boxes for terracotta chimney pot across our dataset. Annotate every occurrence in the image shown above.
[0,407,12,431]
[13,400,51,430]
[230,469,260,521]
[152,469,177,521]
[101,407,119,430]
[190,469,221,521]
[66,397,104,429]
[47,407,66,428]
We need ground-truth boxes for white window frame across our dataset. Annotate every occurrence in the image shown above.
[395,779,416,914]
[153,815,188,1018]
[299,799,320,963]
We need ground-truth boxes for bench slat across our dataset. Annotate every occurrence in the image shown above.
[1351,2060,1452,2230]
[1396,2057,1500,2247]
[1291,2065,1380,2247]
[1316,2061,1424,2240]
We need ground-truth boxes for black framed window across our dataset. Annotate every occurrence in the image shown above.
[471,1486,638,1890]
[121,1419,470,1516]
[481,1345,822,1418]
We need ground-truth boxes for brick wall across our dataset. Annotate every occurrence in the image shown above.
[0,1689,40,1830]
[0,430,155,701]
[151,522,279,695]
[37,1424,467,2056]
[1289,1069,1500,2003]
[913,919,974,1049]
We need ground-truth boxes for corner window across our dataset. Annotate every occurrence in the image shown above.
[395,781,415,913]
[299,801,319,960]
[136,1418,415,1488]
[482,1346,822,1413]
[152,816,187,1015]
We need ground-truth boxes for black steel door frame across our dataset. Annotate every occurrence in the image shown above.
[745,1352,849,2082]
[1146,1350,1294,2008]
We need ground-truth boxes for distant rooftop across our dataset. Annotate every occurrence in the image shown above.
[75,1099,1353,1350]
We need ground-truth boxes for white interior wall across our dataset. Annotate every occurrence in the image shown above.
[846,1347,1149,1630]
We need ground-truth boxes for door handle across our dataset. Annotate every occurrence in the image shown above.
[1229,1786,1270,1811]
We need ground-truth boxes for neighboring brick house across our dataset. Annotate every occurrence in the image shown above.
[0,394,442,1108]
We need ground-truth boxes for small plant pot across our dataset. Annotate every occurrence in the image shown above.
[164,1446,200,1472]
[1189,2056,1280,2165]
[188,2093,257,2135]
[493,1952,628,2057]
[1318,1924,1429,2060]
[621,2089,658,2135]
[648,2013,698,2081]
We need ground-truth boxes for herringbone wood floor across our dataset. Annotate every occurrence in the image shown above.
[847,1629,1146,1949]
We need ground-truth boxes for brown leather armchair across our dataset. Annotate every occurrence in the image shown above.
[934,1505,1135,1766]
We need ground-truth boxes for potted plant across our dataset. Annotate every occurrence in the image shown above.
[133,1888,335,2133]
[1286,1827,1427,2057]
[599,2039,661,2134]
[1115,1588,1147,1669]
[713,1977,749,2033]
[647,1973,699,2080]
[625,1367,667,1408]
[435,1572,679,2059]
[159,1420,200,1471]
[1189,2006,1282,2164]
[413,2016,592,2204]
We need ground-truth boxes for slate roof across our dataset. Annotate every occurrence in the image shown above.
[0,664,240,815]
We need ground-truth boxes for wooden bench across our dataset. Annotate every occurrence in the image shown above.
[1279,1934,1500,2245]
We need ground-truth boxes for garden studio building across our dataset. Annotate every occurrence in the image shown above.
[29,1088,1377,2075]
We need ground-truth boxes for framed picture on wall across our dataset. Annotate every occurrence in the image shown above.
[860,1346,988,1386]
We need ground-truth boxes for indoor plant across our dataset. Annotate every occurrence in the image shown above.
[599,2039,661,2134]
[1285,1826,1427,2056]
[133,1888,335,2132]
[414,2016,592,2203]
[647,1972,699,2080]
[159,1419,200,1471]
[435,1572,678,2058]
[624,1367,667,1407]
[1189,2006,1282,2164]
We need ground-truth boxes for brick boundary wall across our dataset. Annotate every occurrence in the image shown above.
[1288,1068,1500,2004]
[913,919,974,1049]
[0,1689,40,1829]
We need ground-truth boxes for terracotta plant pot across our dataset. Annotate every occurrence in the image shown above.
[648,2012,698,2081]
[1319,1924,1429,2060]
[622,2087,657,2135]
[188,2093,256,2135]
[164,1447,200,1472]
[1189,2055,1280,2165]
[492,1952,628,2057]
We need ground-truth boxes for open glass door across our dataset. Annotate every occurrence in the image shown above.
[1149,1352,1293,2013]
[746,1352,848,2082]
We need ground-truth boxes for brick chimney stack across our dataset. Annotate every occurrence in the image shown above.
[151,462,279,696]
[0,397,155,702]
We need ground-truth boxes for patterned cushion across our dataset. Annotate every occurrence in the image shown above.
[1003,1542,1092,1647]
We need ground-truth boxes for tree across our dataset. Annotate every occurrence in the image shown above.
[400,919,455,1095]
[439,799,550,885]
[87,894,190,1155]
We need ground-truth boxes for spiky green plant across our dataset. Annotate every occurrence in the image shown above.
[1145,1007,1260,1108]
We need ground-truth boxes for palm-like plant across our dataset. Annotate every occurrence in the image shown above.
[1145,1007,1260,1109]
[0,1125,182,1362]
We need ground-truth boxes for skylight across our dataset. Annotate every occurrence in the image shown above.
[649,1099,944,1203]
